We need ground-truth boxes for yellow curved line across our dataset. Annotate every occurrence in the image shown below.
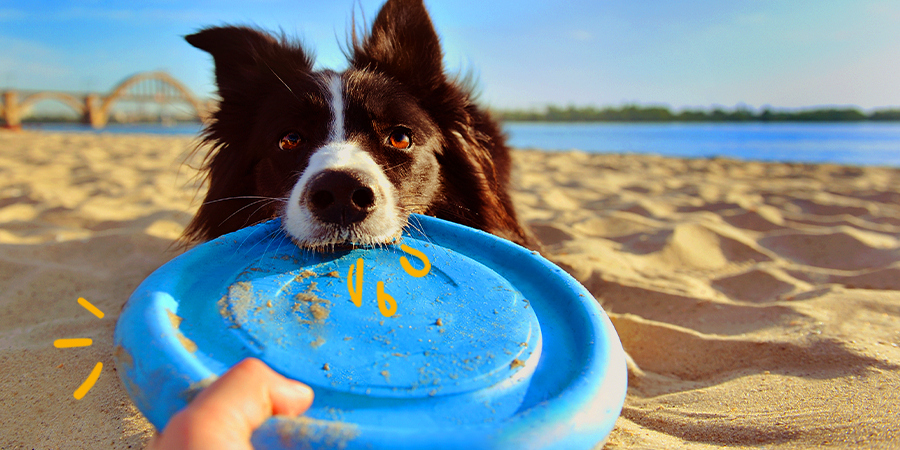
[54,338,93,348]
[347,258,363,307]
[78,297,105,319]
[73,362,103,400]
[377,281,397,318]
[399,244,431,278]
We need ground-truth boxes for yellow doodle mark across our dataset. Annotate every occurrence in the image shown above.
[377,282,397,317]
[77,297,105,319]
[399,244,431,278]
[347,258,364,307]
[344,244,432,317]
[54,298,105,400]
[73,362,103,400]
[54,338,93,348]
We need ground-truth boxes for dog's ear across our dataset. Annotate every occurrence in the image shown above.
[186,26,312,99]
[351,0,444,89]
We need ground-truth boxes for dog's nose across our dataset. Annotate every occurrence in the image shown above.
[305,169,378,226]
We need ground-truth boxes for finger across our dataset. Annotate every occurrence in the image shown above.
[191,358,314,431]
[151,358,314,449]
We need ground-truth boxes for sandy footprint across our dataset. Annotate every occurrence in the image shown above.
[824,264,900,291]
[609,313,898,385]
[789,198,873,217]
[631,223,772,271]
[570,212,662,239]
[591,276,807,335]
[608,199,675,219]
[529,222,576,247]
[711,268,810,303]
[783,213,900,235]
[720,205,786,232]
[759,228,899,271]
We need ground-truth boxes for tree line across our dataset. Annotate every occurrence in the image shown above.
[496,105,900,122]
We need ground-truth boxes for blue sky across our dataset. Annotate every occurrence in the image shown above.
[1,0,898,111]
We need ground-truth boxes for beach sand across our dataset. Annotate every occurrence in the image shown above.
[1,131,898,449]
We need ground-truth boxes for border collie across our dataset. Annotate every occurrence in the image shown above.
[183,0,533,250]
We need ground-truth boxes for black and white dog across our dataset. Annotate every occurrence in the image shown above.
[183,0,533,250]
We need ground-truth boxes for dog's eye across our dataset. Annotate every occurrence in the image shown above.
[279,132,302,150]
[388,128,412,150]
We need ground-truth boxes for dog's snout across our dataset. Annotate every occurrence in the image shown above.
[305,170,379,226]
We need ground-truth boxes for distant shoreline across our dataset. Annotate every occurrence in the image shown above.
[17,105,900,126]
[495,105,900,122]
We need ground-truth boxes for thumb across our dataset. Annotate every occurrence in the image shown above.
[149,358,314,450]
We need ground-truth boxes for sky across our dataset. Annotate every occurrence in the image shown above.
[1,0,899,112]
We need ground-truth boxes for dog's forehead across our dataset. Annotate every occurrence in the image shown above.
[341,69,404,95]
[339,69,427,120]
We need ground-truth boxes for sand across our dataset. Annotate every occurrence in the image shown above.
[1,131,899,449]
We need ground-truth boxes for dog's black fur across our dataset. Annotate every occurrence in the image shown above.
[183,0,534,249]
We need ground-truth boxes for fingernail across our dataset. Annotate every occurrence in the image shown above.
[291,382,314,400]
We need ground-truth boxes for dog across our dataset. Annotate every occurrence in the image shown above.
[182,0,534,251]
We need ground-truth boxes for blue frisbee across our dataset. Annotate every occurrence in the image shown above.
[114,214,626,449]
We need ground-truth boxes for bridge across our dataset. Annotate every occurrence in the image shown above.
[1,71,213,129]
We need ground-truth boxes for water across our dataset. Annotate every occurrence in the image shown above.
[23,121,900,167]
[505,122,900,167]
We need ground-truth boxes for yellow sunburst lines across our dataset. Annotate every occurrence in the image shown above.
[73,362,104,400]
[54,338,93,348]
[78,297,105,319]
[55,297,106,400]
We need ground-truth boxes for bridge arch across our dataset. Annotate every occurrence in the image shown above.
[20,92,86,116]
[97,71,207,126]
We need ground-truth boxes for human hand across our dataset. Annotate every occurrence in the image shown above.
[147,358,314,450]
